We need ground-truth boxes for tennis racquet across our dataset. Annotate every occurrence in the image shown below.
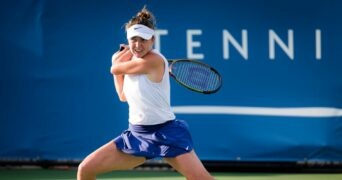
[117,46,222,94]
[168,59,222,94]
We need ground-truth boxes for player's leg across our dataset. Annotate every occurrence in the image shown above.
[77,140,145,180]
[164,150,214,180]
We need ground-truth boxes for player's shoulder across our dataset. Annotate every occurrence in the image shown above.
[145,50,165,65]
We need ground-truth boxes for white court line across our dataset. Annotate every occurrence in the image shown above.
[172,106,342,118]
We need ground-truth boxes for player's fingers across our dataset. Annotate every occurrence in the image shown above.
[112,44,129,62]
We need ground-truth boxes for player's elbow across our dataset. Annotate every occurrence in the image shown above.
[118,96,127,102]
[119,98,127,102]
[118,93,127,102]
[110,65,122,75]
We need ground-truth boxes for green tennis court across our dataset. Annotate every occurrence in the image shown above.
[1,168,342,180]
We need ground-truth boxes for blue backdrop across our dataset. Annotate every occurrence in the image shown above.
[1,0,341,163]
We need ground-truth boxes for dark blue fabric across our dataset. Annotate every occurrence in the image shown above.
[113,120,193,159]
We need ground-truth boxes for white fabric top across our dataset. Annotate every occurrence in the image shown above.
[123,50,175,125]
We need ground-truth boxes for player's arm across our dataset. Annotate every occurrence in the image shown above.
[110,45,132,102]
[111,52,161,75]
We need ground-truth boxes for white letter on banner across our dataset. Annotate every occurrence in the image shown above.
[223,30,248,60]
[187,29,204,59]
[154,29,168,53]
[316,29,322,60]
[269,29,294,60]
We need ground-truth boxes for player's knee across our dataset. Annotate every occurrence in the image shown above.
[192,175,215,180]
[77,160,96,178]
[186,171,214,180]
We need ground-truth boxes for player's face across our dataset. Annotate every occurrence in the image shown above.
[128,36,154,58]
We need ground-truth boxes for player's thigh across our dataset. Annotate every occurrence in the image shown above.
[79,140,145,174]
[164,150,213,180]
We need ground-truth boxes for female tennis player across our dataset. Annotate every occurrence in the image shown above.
[77,6,214,180]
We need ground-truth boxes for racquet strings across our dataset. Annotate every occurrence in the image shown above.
[171,61,221,92]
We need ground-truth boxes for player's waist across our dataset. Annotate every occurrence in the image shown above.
[128,119,175,133]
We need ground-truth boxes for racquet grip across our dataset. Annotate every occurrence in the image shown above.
[119,45,125,52]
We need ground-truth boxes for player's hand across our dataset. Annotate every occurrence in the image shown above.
[112,44,132,65]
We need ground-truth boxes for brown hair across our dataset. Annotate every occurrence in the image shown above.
[125,6,156,30]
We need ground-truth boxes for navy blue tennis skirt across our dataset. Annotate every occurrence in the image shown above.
[113,119,193,159]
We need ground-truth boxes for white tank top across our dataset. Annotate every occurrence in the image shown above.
[123,50,176,125]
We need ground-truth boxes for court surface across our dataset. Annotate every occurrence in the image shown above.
[1,168,342,180]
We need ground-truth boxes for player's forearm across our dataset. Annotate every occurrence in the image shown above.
[111,45,132,75]
[113,74,126,102]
